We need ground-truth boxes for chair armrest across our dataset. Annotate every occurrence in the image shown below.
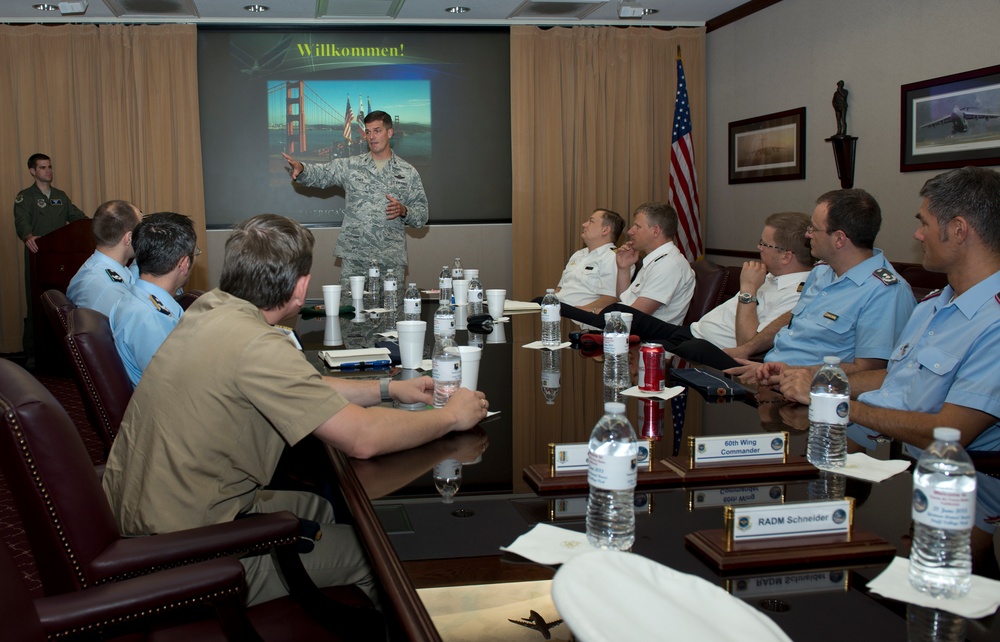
[89,511,301,583]
[36,558,249,637]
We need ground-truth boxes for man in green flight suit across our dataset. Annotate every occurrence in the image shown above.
[282,111,428,293]
[13,153,88,365]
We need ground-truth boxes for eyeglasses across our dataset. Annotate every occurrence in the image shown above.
[806,224,833,235]
[757,239,788,252]
[194,247,202,257]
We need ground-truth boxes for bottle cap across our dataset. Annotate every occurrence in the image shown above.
[546,288,555,293]
[933,427,961,442]
[604,402,626,415]
[823,356,841,365]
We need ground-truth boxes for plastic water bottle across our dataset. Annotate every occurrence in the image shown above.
[433,298,454,340]
[451,257,464,280]
[909,427,976,599]
[383,269,398,309]
[403,282,421,321]
[602,311,630,401]
[807,356,849,467]
[433,458,462,504]
[431,322,461,408]
[467,269,484,316]
[541,349,561,405]
[438,265,453,305]
[906,604,968,641]
[366,260,381,308]
[540,288,561,347]
[586,402,638,550]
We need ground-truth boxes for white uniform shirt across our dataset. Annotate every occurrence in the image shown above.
[690,270,811,349]
[555,243,618,307]
[620,241,694,325]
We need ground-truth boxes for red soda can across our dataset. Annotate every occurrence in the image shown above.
[638,342,666,392]
[639,398,665,441]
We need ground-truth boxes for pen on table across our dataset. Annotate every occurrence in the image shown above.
[336,359,391,370]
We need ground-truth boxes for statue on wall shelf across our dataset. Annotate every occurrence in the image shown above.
[832,80,849,137]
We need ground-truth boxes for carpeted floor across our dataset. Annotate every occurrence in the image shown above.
[0,357,105,597]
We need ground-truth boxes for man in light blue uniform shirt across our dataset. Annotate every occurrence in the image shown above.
[749,189,916,383]
[67,200,142,316]
[109,212,197,387]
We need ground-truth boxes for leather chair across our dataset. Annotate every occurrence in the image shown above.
[176,288,205,311]
[683,259,730,325]
[0,358,381,640]
[63,306,133,456]
[39,288,76,337]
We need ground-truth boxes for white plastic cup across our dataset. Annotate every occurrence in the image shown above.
[457,346,482,390]
[396,320,427,369]
[323,315,342,346]
[486,289,506,320]
[620,312,633,335]
[453,279,470,306]
[321,284,341,316]
[454,305,468,331]
[487,321,506,344]
[349,275,366,299]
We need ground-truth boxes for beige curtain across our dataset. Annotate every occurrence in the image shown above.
[0,23,206,353]
[510,26,706,301]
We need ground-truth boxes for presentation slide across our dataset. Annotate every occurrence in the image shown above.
[198,29,511,228]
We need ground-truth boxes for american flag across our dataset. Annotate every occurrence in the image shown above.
[343,96,354,141]
[356,93,365,136]
[668,53,703,261]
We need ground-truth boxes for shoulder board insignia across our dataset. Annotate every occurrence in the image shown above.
[105,269,124,283]
[995,292,1000,305]
[36,199,47,209]
[823,311,839,322]
[922,289,943,302]
[149,294,173,317]
[14,193,23,204]
[873,268,898,285]
[50,198,63,205]
[797,282,805,293]
[814,260,828,266]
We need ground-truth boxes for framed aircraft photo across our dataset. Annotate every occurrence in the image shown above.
[728,107,806,184]
[900,64,1000,172]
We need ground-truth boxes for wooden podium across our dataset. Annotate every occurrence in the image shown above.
[29,219,94,373]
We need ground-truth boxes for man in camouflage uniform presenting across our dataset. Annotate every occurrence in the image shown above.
[13,153,88,364]
[282,110,428,292]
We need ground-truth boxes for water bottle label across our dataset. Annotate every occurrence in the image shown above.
[432,358,461,382]
[404,299,420,314]
[433,459,461,478]
[440,277,453,289]
[542,304,560,322]
[434,316,455,336]
[588,450,637,491]
[369,268,380,277]
[604,334,627,355]
[542,372,561,387]
[808,394,849,425]
[385,281,397,292]
[470,288,483,302]
[452,269,464,279]
[912,485,975,530]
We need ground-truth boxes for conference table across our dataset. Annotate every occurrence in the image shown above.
[295,302,999,642]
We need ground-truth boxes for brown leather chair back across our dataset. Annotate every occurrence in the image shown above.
[683,260,730,326]
[64,308,133,456]
[40,289,76,337]
[0,358,122,595]
[896,265,948,302]
[175,289,204,311]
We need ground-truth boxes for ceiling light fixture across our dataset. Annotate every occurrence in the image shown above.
[33,3,58,10]
[617,0,656,19]
[446,6,470,14]
[243,4,269,12]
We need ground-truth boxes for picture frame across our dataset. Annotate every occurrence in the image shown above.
[728,107,806,184]
[900,64,1000,172]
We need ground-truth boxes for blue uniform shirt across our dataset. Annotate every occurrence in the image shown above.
[109,280,183,388]
[766,249,915,366]
[67,251,135,317]
[853,271,1000,453]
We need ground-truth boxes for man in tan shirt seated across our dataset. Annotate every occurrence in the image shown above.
[102,214,488,606]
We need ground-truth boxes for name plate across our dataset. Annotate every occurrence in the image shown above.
[689,484,785,510]
[726,569,848,598]
[689,432,788,465]
[552,440,652,473]
[726,499,853,542]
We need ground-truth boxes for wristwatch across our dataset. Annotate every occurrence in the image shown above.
[379,378,393,403]
[738,292,758,305]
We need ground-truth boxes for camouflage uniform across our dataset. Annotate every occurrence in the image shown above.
[296,152,427,293]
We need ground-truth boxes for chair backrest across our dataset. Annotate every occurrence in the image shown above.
[40,289,76,337]
[176,289,205,311]
[683,260,730,326]
[895,264,948,301]
[64,307,133,456]
[0,358,121,596]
